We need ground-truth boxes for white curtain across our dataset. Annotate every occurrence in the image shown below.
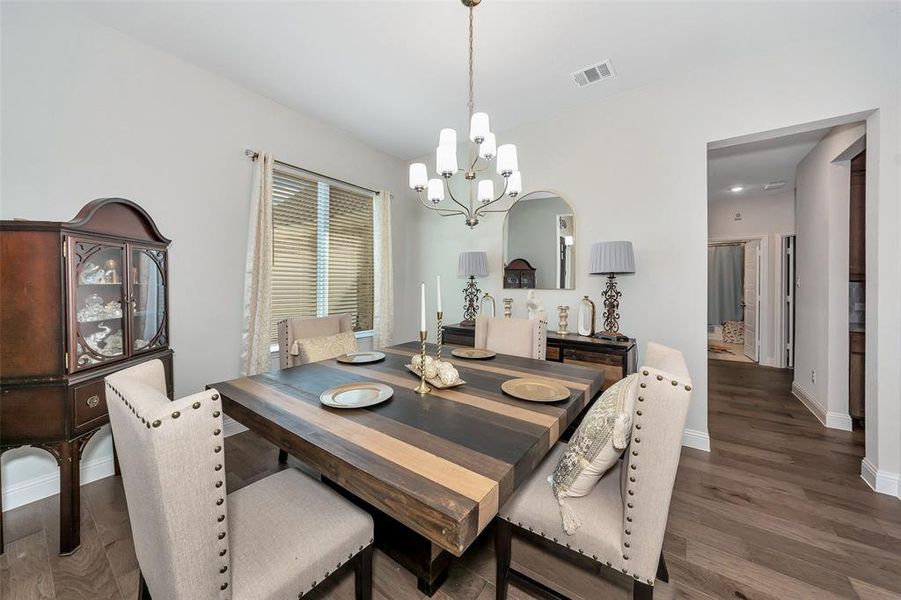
[372,190,394,349]
[241,152,274,376]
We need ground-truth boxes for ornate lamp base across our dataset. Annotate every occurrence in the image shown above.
[600,274,623,337]
[461,276,481,327]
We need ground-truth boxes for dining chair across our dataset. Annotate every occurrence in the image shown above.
[494,342,692,600]
[106,359,374,600]
[474,316,546,360]
[275,313,355,463]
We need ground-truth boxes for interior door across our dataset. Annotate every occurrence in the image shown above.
[743,240,760,362]
[783,235,796,368]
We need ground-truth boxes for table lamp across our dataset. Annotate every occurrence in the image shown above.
[589,241,635,339]
[458,251,489,326]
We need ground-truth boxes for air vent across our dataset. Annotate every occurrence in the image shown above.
[571,60,615,88]
[764,181,786,191]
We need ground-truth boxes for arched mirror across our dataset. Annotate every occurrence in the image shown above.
[502,191,575,289]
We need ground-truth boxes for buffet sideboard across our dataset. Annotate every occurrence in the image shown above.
[0,198,173,555]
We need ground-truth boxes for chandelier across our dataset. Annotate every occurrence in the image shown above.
[407,0,522,228]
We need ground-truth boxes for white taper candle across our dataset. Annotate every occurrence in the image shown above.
[420,282,426,332]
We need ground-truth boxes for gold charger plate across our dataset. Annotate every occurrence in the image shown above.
[336,351,386,364]
[451,348,496,360]
[501,378,570,403]
[320,382,393,409]
[405,364,466,389]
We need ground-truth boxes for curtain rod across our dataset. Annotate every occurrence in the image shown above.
[245,149,379,195]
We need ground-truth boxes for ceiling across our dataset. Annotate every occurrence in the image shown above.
[65,1,894,160]
[707,128,831,203]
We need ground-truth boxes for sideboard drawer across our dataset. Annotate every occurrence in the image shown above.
[73,379,108,428]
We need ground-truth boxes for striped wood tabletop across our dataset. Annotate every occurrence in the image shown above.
[210,341,604,557]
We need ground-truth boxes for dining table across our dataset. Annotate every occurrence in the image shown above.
[208,340,604,595]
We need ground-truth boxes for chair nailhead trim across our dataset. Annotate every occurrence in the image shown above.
[634,438,641,443]
[636,410,642,416]
[217,515,225,522]
[685,385,692,391]
[623,555,629,560]
[192,402,201,409]
[213,411,221,418]
[635,424,641,430]
[656,375,663,381]
[215,464,222,471]
[638,396,644,402]
[627,502,633,508]
[642,370,649,376]
[220,566,228,573]
[212,393,220,400]
[628,490,634,496]
[214,428,221,436]
[215,445,222,453]
[624,542,630,548]
[218,532,226,540]
[220,583,228,590]
[672,380,678,386]
[630,477,636,482]
[220,549,227,556]
[631,464,637,470]
[632,450,638,456]
[215,481,223,488]
[626,516,632,522]
[639,383,646,388]
[152,420,161,428]
[171,411,180,419]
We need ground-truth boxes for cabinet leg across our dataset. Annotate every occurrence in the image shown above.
[57,440,81,555]
[1,452,5,554]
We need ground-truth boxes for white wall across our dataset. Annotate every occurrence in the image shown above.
[0,3,418,510]
[406,8,900,479]
[708,190,795,367]
[793,123,866,431]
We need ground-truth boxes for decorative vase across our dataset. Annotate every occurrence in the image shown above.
[503,298,513,318]
[557,305,570,335]
[577,296,596,336]
[480,292,496,317]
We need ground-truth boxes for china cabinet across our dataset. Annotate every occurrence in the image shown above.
[0,198,173,555]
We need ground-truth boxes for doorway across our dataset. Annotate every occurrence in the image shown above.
[707,239,761,364]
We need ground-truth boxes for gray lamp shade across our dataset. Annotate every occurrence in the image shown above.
[589,241,635,275]
[458,251,489,277]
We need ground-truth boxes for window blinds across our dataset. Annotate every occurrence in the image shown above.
[271,167,374,342]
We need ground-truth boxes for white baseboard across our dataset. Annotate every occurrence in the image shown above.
[682,428,711,452]
[223,415,248,437]
[2,455,115,513]
[861,458,901,498]
[791,382,852,431]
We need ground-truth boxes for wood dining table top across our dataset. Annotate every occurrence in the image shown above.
[209,341,604,557]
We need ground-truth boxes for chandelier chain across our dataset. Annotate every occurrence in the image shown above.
[468,5,475,118]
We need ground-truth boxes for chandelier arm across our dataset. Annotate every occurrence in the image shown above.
[476,197,520,214]
[417,190,466,217]
[443,178,475,216]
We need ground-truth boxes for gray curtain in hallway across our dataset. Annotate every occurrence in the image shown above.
[708,244,744,327]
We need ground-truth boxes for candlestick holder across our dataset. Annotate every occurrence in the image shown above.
[436,311,444,361]
[414,329,432,394]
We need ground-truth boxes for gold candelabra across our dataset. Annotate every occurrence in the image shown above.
[436,311,444,361]
[414,330,432,394]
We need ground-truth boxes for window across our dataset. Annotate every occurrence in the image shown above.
[271,165,374,342]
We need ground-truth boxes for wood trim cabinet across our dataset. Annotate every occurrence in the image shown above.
[1,198,173,555]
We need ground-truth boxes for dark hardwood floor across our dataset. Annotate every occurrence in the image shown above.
[2,360,900,599]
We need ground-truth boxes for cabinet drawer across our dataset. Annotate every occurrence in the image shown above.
[73,380,108,428]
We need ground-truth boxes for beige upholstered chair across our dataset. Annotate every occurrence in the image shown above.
[106,360,374,600]
[275,314,355,463]
[495,342,692,600]
[277,314,355,369]
[474,316,546,360]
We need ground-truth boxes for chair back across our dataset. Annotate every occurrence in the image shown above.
[474,316,546,360]
[105,360,230,600]
[620,342,691,583]
[277,314,354,368]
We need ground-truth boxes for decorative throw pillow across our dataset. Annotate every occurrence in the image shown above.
[722,320,744,344]
[550,374,638,534]
[293,331,358,364]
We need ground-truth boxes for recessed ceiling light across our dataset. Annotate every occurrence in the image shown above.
[730,185,744,192]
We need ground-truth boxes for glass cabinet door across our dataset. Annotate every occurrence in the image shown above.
[69,238,128,371]
[129,246,168,354]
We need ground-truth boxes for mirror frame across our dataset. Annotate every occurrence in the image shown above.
[501,190,576,290]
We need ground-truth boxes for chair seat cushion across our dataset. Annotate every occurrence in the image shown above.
[292,330,358,363]
[500,443,625,566]
[228,468,373,600]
